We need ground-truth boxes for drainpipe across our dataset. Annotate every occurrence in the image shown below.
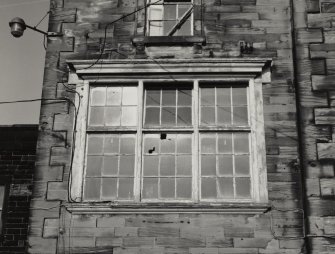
[289,0,310,253]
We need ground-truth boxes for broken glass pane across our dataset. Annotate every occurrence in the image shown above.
[161,135,175,154]
[144,135,160,154]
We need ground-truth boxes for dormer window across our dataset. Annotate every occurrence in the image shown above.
[147,0,193,36]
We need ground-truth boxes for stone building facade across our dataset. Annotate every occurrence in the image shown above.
[0,125,38,254]
[27,0,335,253]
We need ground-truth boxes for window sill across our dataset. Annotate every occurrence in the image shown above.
[132,36,206,46]
[66,203,270,214]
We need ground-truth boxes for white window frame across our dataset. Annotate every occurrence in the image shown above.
[68,59,271,210]
[146,0,194,36]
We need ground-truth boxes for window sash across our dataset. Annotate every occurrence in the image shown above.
[82,80,255,203]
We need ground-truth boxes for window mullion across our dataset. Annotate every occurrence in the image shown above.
[193,80,199,202]
[135,81,144,202]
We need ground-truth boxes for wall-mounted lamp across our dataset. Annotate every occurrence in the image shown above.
[9,17,62,38]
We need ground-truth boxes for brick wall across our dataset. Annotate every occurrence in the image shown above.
[0,125,38,253]
[26,0,322,253]
[294,1,335,253]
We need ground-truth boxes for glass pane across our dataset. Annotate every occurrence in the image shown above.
[91,87,106,106]
[160,156,175,176]
[236,178,251,198]
[146,90,160,106]
[177,135,192,154]
[218,155,233,176]
[201,107,215,125]
[201,177,216,199]
[177,107,192,126]
[160,178,175,198]
[104,136,119,154]
[144,135,160,154]
[233,107,248,125]
[176,155,192,176]
[145,107,160,125]
[176,178,192,199]
[149,21,163,36]
[201,155,216,176]
[121,107,137,126]
[161,107,176,125]
[105,107,121,126]
[87,135,104,155]
[178,89,192,106]
[164,4,176,19]
[217,107,231,125]
[86,156,103,177]
[177,19,191,36]
[118,178,134,199]
[178,5,190,18]
[89,107,104,126]
[217,88,231,106]
[234,133,249,154]
[102,156,118,176]
[235,155,250,175]
[119,156,135,176]
[106,87,122,106]
[218,178,234,199]
[232,87,247,105]
[143,156,159,176]
[201,135,216,154]
[149,5,163,20]
[122,87,138,106]
[161,135,175,154]
[143,178,159,199]
[84,178,101,200]
[120,136,135,154]
[201,88,215,106]
[162,89,176,106]
[102,178,117,199]
[0,186,5,208]
[218,134,232,154]
[163,20,176,35]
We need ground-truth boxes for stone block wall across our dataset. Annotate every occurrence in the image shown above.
[293,1,335,253]
[0,125,38,253]
[26,0,320,253]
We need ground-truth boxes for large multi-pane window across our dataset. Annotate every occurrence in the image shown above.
[83,81,254,202]
[147,0,193,36]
